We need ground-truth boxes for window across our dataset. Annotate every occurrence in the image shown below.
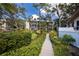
[76,21,79,30]
[77,21,79,26]
[37,18,39,20]
[34,18,36,20]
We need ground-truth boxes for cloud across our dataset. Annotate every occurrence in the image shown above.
[40,9,47,17]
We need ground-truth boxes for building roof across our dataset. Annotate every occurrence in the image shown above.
[31,14,40,21]
[32,14,39,19]
[67,8,79,23]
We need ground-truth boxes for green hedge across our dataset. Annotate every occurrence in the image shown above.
[1,33,46,56]
[49,31,70,56]
[62,34,75,44]
[0,30,32,54]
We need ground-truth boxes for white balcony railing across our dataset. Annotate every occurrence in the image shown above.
[59,27,75,32]
[59,27,79,32]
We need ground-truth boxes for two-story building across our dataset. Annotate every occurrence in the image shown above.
[25,14,54,32]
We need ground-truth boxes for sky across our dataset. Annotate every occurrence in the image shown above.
[17,3,59,20]
[17,3,39,17]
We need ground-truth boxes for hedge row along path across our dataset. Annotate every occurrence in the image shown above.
[39,33,54,56]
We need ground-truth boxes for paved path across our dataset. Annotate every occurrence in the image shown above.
[39,33,54,56]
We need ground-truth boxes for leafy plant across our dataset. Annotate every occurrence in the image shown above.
[49,31,70,56]
[1,32,46,56]
[0,30,32,54]
[62,34,76,44]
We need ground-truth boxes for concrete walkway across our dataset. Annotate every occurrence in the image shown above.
[39,33,54,56]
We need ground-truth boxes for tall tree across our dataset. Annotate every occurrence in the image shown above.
[58,3,79,19]
[0,3,18,19]
[0,3,27,30]
[33,3,48,19]
[54,3,79,27]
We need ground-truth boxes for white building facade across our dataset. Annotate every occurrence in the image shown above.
[0,19,7,31]
[59,9,79,48]
[25,14,54,31]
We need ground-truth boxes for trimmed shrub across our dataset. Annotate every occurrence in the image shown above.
[1,32,46,56]
[0,39,8,54]
[49,31,70,56]
[0,30,32,54]
[62,34,76,44]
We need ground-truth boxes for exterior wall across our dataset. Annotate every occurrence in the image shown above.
[30,21,38,30]
[0,19,7,31]
[59,27,79,48]
[25,21,30,30]
[67,16,79,31]
[25,20,53,31]
[59,27,75,32]
[1,22,6,31]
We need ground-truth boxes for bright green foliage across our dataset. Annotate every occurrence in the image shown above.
[0,30,31,54]
[62,34,75,44]
[31,32,37,41]
[49,31,70,56]
[1,32,45,56]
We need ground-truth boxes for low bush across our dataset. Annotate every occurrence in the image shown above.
[1,33,46,56]
[62,34,76,44]
[0,39,8,54]
[31,31,38,41]
[0,30,32,54]
[49,31,70,56]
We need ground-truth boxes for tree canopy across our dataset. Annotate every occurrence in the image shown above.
[0,3,26,30]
